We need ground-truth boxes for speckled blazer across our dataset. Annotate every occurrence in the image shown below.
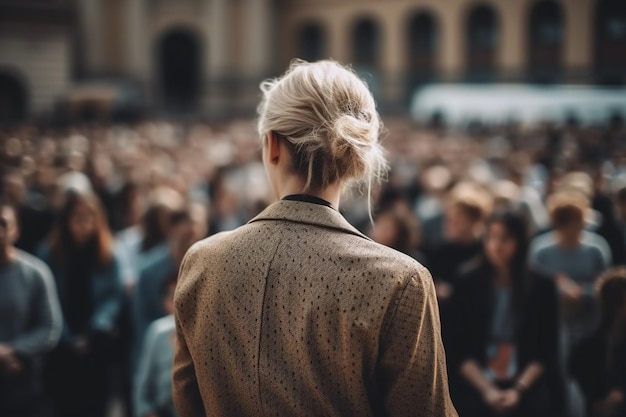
[173,199,458,417]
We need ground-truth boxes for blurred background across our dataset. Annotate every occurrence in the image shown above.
[1,1,626,417]
[0,0,624,123]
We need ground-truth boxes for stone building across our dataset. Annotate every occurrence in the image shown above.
[0,0,624,123]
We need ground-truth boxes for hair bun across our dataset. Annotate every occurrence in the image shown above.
[257,59,387,192]
[329,113,374,161]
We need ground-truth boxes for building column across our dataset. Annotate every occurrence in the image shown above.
[204,0,233,118]
[563,0,594,81]
[328,11,350,64]
[438,2,464,81]
[243,0,272,77]
[496,0,526,80]
[381,9,405,111]
[79,0,104,75]
[206,0,230,76]
[125,0,147,80]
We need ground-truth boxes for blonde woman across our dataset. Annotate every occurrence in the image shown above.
[173,60,457,417]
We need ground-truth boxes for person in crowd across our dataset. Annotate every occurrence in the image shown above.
[531,191,610,341]
[132,202,207,372]
[38,190,124,417]
[530,175,612,265]
[588,168,626,266]
[448,211,563,417]
[506,160,550,236]
[0,202,62,417]
[369,196,425,263]
[116,187,185,291]
[612,184,626,266]
[570,267,626,417]
[415,164,453,251]
[115,186,183,417]
[134,274,179,417]
[427,181,493,303]
[173,60,457,416]
[530,190,611,417]
[2,170,57,255]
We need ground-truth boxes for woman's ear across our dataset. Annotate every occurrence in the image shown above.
[267,132,281,165]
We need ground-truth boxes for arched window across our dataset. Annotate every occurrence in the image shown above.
[466,4,499,81]
[352,18,380,71]
[297,23,325,62]
[408,12,437,74]
[528,0,563,82]
[595,0,626,85]
[156,28,202,112]
[0,72,27,125]
[406,11,438,103]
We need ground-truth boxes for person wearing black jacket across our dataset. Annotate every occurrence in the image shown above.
[569,267,626,417]
[447,211,564,417]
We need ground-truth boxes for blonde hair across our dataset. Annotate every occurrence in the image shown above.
[257,59,387,198]
[448,181,494,223]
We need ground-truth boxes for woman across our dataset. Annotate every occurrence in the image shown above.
[448,211,563,417]
[173,60,457,417]
[569,267,626,417]
[38,190,123,417]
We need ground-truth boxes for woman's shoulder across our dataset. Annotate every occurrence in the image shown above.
[183,230,236,258]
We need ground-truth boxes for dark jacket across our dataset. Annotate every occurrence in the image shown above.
[447,262,564,416]
[569,330,626,417]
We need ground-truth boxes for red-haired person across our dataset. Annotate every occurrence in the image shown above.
[38,190,123,417]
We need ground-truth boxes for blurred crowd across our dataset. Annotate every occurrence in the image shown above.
[1,115,626,417]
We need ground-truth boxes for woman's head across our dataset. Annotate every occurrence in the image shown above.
[257,60,387,196]
[52,190,113,266]
[484,210,529,271]
[444,182,493,243]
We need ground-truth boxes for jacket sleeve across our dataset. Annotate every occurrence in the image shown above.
[377,267,458,417]
[446,278,479,370]
[172,246,206,417]
[134,320,159,417]
[11,259,62,357]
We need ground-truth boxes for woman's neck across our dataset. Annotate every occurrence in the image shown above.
[276,176,342,209]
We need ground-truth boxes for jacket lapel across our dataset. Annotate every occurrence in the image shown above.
[248,200,371,241]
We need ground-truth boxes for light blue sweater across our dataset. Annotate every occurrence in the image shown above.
[134,314,177,417]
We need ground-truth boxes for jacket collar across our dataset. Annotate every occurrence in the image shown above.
[248,200,370,241]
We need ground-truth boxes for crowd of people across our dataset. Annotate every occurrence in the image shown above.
[1,114,626,417]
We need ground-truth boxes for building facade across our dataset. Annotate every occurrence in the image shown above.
[0,0,624,123]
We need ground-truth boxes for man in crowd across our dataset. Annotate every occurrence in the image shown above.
[0,202,62,416]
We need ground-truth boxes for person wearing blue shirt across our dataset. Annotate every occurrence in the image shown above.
[134,275,178,417]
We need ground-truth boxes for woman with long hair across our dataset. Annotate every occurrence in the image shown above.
[172,60,457,416]
[448,211,563,417]
[38,190,123,417]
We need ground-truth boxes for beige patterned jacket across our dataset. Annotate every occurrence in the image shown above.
[173,199,458,417]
